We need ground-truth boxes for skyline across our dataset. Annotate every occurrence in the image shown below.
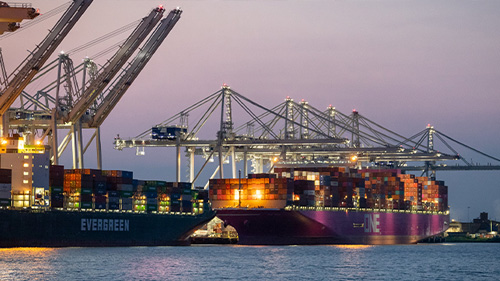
[1,0,499,221]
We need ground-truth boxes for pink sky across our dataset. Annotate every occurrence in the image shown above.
[2,0,500,221]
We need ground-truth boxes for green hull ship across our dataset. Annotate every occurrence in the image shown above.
[0,208,215,247]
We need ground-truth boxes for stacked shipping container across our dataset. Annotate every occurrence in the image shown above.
[275,167,366,209]
[0,169,12,207]
[45,167,206,214]
[49,165,64,208]
[417,177,448,212]
[209,174,293,209]
[211,167,448,212]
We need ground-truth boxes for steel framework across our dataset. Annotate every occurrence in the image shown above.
[113,85,500,187]
[2,6,182,170]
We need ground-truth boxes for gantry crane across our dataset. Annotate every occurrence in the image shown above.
[88,8,182,128]
[81,8,182,168]
[0,0,93,136]
[4,7,183,170]
[0,2,40,35]
[62,6,165,124]
[54,6,165,168]
[114,86,500,187]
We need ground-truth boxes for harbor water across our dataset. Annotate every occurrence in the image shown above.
[0,243,498,280]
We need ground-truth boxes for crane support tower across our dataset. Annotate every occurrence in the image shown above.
[0,0,93,136]
[81,7,182,169]
[55,6,164,169]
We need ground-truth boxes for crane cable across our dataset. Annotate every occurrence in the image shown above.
[435,130,500,163]
[67,20,140,55]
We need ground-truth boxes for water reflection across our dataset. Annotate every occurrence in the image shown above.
[0,245,497,280]
[0,248,57,281]
[0,247,55,254]
[333,245,373,249]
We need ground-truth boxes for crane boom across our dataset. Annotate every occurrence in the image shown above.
[89,8,182,127]
[0,0,93,117]
[64,6,165,124]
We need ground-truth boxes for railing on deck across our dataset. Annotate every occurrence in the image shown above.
[2,2,33,8]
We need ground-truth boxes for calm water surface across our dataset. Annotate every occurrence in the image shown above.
[0,243,498,280]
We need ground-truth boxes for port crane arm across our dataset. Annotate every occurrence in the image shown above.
[434,130,500,163]
[0,0,93,116]
[64,6,165,124]
[89,8,182,127]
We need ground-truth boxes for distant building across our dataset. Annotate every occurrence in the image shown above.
[445,212,499,238]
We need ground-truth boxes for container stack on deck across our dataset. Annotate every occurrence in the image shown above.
[417,177,448,212]
[0,169,12,207]
[131,181,202,213]
[32,166,208,214]
[360,170,403,210]
[275,167,366,209]
[210,167,448,212]
[209,173,293,209]
[49,165,64,208]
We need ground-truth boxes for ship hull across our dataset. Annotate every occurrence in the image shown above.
[217,208,449,245]
[0,209,215,247]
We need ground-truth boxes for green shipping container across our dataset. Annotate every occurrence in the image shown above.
[191,191,199,200]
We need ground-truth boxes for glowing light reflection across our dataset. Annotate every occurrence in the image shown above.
[0,247,54,254]
[333,244,373,249]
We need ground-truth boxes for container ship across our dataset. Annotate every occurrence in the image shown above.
[210,166,449,245]
[0,136,215,247]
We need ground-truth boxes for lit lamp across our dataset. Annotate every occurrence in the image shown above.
[238,170,242,208]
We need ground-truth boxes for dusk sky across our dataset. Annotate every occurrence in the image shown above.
[1,0,499,221]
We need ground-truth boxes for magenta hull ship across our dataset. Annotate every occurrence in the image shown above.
[217,208,449,245]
